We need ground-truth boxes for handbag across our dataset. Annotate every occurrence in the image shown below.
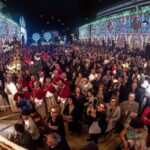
[89,121,101,134]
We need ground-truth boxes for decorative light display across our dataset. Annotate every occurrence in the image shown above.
[80,6,150,29]
[79,6,150,49]
[32,33,40,43]
[44,32,51,42]
[0,12,27,51]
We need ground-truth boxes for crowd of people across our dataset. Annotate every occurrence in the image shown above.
[0,42,150,150]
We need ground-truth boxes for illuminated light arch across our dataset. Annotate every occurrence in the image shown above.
[44,32,51,42]
[116,34,127,48]
[129,34,143,49]
[32,33,40,43]
[105,34,115,46]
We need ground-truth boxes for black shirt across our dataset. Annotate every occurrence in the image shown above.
[47,115,66,137]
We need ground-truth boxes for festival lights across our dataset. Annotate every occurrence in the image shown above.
[79,6,150,29]
[44,32,51,42]
[32,33,40,43]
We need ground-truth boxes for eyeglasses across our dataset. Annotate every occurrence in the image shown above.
[129,96,135,98]
[111,100,116,103]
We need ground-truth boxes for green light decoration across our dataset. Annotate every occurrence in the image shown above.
[0,12,18,26]
[79,6,150,29]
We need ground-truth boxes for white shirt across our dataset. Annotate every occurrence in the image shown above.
[5,82,18,95]
[24,117,40,140]
[89,73,98,82]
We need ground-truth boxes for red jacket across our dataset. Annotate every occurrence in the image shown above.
[58,86,70,98]
[43,83,56,94]
[52,75,61,85]
[31,88,45,100]
[141,106,150,124]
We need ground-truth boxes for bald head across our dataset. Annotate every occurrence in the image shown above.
[46,133,61,148]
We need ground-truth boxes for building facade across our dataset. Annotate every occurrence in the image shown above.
[0,13,27,51]
[79,0,150,50]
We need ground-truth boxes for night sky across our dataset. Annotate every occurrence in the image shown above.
[1,0,124,37]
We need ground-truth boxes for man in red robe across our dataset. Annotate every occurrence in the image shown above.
[57,79,70,113]
[30,81,46,119]
[43,78,57,112]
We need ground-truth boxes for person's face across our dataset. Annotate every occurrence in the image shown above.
[75,88,80,94]
[110,99,117,107]
[31,76,35,81]
[132,83,137,90]
[99,85,103,91]
[118,77,122,83]
[61,73,66,79]
[50,109,58,118]
[97,73,102,79]
[46,136,57,147]
[40,72,44,77]
[98,104,105,112]
[91,69,95,74]
[128,94,135,102]
[7,78,11,83]
[17,96,22,102]
[58,80,63,87]
[73,72,76,77]
[66,68,69,72]
[25,70,29,75]
[87,92,92,97]
[34,82,39,89]
[30,113,35,117]
[78,73,82,78]
[107,71,110,75]
[68,98,73,105]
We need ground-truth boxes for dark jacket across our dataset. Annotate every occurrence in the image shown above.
[16,130,35,150]
[47,115,66,137]
[49,137,70,150]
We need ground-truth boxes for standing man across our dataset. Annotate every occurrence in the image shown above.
[5,76,18,112]
[120,92,139,126]
[30,81,46,119]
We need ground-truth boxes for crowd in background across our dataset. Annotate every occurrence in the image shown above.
[0,42,150,150]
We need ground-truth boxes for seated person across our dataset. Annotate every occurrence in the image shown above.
[120,117,148,150]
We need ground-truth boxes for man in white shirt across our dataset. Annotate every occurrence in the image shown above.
[5,77,18,112]
[21,110,40,141]
[89,69,98,82]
